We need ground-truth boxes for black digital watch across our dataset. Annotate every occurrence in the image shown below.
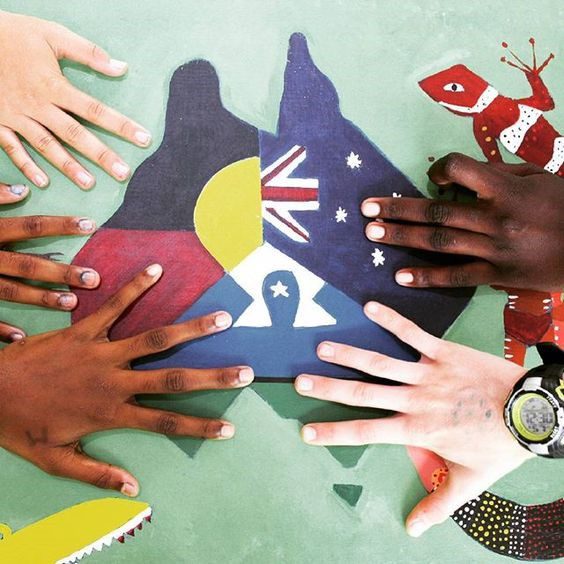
[504,364,564,458]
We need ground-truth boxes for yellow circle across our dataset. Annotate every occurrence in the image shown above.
[195,157,263,271]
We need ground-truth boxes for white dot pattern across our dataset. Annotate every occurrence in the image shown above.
[544,136,564,174]
[499,104,542,154]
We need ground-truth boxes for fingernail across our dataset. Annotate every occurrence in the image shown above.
[77,218,96,233]
[146,264,162,277]
[80,270,98,287]
[318,343,334,359]
[296,376,313,392]
[407,519,427,538]
[396,271,415,285]
[112,161,130,181]
[367,224,385,239]
[362,202,381,216]
[219,423,235,439]
[57,293,76,309]
[9,332,25,342]
[76,171,95,189]
[238,367,254,385]
[365,302,379,314]
[120,482,139,497]
[214,312,232,329]
[134,130,152,147]
[109,59,128,73]
[9,184,28,196]
[302,426,317,443]
[34,174,49,188]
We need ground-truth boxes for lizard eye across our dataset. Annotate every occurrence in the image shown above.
[443,82,465,93]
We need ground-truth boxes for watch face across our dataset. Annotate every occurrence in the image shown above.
[518,395,556,440]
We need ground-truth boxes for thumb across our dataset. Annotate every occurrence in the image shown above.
[406,466,484,537]
[489,161,546,177]
[48,25,128,77]
[427,153,504,198]
[43,446,139,497]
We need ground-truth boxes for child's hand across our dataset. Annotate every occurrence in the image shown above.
[294,302,532,537]
[0,264,253,495]
[0,184,99,341]
[362,153,564,291]
[0,11,152,189]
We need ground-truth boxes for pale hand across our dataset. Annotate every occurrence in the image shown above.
[0,10,152,189]
[294,302,532,537]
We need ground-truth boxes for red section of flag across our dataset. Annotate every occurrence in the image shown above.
[261,186,318,201]
[72,228,223,340]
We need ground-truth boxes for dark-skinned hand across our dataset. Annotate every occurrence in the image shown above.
[362,152,564,292]
[0,183,99,341]
[0,264,254,496]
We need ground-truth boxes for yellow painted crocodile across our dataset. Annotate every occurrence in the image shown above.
[0,498,151,563]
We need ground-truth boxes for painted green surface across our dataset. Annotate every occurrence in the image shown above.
[333,484,364,508]
[0,1,562,562]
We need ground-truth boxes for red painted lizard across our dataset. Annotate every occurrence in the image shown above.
[419,39,563,367]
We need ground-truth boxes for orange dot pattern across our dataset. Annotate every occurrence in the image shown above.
[431,467,448,491]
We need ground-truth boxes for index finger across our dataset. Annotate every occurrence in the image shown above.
[0,215,96,243]
[428,153,507,197]
[80,264,163,335]
[113,311,232,362]
[363,302,442,359]
[361,197,490,234]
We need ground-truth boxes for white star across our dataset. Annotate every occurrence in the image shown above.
[392,192,402,198]
[346,151,362,169]
[371,248,386,267]
[270,280,289,298]
[335,206,348,223]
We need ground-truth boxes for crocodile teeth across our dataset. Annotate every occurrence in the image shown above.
[56,506,152,564]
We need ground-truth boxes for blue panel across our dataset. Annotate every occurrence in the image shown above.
[137,273,417,381]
